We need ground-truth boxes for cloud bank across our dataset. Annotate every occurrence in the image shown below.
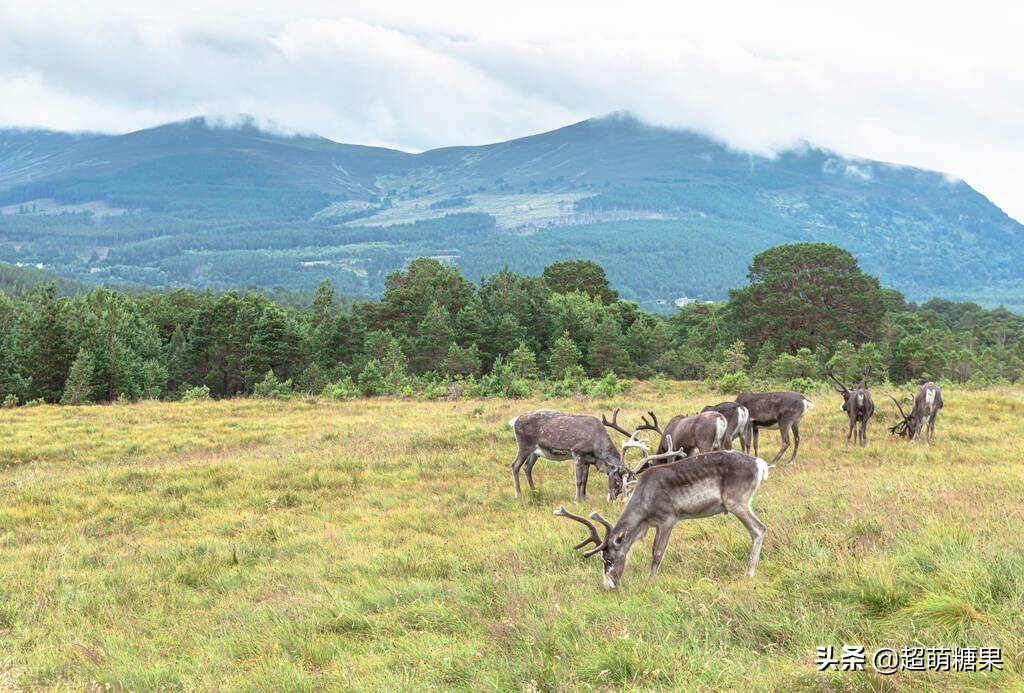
[1,1,1022,221]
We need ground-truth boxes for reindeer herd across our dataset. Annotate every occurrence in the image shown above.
[510,378,944,588]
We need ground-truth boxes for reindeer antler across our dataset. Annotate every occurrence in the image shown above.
[888,394,911,436]
[619,429,650,459]
[588,512,614,535]
[633,434,686,474]
[602,407,634,438]
[636,410,663,435]
[554,506,609,557]
[825,365,850,395]
[888,394,910,420]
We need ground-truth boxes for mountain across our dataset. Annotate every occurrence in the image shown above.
[0,113,1021,312]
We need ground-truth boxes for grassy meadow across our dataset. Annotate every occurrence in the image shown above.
[1,383,1023,690]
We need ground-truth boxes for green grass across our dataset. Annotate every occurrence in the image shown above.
[1,384,1022,689]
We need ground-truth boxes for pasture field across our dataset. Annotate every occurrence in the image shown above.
[1,384,1022,690]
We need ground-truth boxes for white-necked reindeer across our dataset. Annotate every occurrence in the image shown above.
[555,446,770,588]
[700,401,750,451]
[889,382,943,445]
[826,366,875,447]
[631,410,727,470]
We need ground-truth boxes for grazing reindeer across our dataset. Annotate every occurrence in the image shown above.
[734,391,814,465]
[889,382,943,444]
[510,409,639,501]
[633,410,727,469]
[700,402,750,451]
[826,366,875,447]
[554,448,771,588]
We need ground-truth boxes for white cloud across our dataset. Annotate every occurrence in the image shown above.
[0,1,1022,221]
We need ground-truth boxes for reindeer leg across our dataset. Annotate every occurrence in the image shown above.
[771,426,790,466]
[650,523,676,578]
[573,456,590,502]
[788,422,801,464]
[846,416,855,448]
[752,426,761,458]
[522,452,540,492]
[511,450,533,496]
[740,423,752,455]
[731,505,766,578]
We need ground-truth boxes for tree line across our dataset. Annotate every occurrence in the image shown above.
[2,243,1022,406]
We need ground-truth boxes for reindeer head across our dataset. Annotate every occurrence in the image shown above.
[602,411,648,501]
[607,467,638,502]
[888,394,917,438]
[553,506,629,589]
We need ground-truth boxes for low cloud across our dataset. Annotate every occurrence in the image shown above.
[0,1,1022,220]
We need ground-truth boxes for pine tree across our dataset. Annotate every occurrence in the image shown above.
[61,347,96,405]
[547,331,583,377]
[16,283,71,402]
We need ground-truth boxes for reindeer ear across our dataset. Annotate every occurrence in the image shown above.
[614,532,625,546]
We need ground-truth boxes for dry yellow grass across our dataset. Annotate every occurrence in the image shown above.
[0,383,1022,689]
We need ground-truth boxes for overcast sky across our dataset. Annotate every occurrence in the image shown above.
[2,1,1022,222]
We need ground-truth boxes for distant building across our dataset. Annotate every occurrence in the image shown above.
[675,296,697,308]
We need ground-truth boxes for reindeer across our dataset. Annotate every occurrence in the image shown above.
[700,402,750,451]
[509,409,640,501]
[734,391,814,465]
[554,448,770,588]
[889,382,943,445]
[632,410,727,470]
[825,366,875,447]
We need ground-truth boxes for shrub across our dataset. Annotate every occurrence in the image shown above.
[357,359,412,397]
[321,377,360,400]
[253,370,294,399]
[357,359,387,396]
[588,371,632,398]
[181,384,211,401]
[716,371,751,394]
[540,365,590,399]
[786,377,820,394]
[474,358,532,399]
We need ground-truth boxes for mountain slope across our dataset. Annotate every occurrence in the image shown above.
[0,114,1020,311]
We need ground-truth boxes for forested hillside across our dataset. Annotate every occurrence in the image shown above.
[1,115,1021,312]
[2,246,1022,406]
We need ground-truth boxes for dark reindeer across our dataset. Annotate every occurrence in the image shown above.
[700,402,750,451]
[734,391,814,465]
[633,410,727,469]
[510,409,639,502]
[826,366,875,447]
[554,449,770,588]
[889,382,943,445]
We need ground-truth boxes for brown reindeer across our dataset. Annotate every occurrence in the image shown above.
[735,391,814,465]
[510,409,639,501]
[555,448,771,587]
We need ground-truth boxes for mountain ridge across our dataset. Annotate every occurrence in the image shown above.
[0,113,1020,312]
